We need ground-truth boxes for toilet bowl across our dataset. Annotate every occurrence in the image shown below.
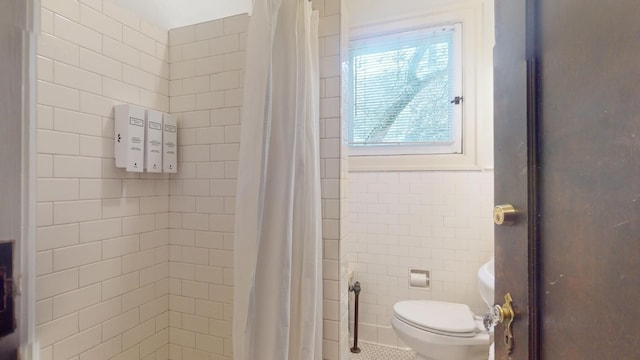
[391,259,495,360]
[392,300,490,360]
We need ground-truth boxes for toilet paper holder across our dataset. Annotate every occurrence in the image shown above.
[409,269,430,289]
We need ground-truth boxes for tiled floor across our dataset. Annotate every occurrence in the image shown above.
[348,342,416,360]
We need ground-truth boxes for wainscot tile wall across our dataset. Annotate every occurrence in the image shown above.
[347,171,494,347]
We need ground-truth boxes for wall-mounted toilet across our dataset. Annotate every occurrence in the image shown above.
[391,259,495,360]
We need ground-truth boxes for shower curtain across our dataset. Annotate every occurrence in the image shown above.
[233,0,322,359]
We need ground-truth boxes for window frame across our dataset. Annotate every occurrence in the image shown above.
[347,4,489,171]
[348,23,464,157]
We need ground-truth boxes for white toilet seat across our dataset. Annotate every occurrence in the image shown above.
[391,299,491,360]
[393,300,479,338]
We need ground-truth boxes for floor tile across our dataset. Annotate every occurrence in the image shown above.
[348,342,416,360]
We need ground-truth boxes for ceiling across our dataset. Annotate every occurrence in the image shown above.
[110,0,252,30]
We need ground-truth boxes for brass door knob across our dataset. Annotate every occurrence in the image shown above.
[483,293,515,354]
[493,204,517,225]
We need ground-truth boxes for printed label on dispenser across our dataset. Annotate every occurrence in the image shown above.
[130,118,144,127]
[145,110,163,173]
[114,104,145,172]
[162,113,177,173]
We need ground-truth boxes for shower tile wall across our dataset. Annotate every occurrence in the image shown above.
[167,15,248,359]
[347,171,494,347]
[35,0,171,359]
[317,0,348,359]
[168,1,346,357]
[34,0,345,358]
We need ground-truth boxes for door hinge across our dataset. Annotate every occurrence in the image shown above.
[450,96,464,105]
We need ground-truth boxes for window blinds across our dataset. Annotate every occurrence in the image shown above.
[349,24,460,148]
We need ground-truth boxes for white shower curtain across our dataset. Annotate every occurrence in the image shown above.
[233,0,322,359]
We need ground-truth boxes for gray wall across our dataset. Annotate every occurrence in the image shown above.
[0,0,31,355]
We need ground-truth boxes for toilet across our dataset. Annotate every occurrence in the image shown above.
[391,259,494,360]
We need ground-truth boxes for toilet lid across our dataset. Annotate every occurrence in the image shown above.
[393,300,477,337]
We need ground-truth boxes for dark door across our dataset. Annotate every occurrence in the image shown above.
[495,0,640,358]
[0,0,26,358]
[493,0,535,358]
[536,0,640,358]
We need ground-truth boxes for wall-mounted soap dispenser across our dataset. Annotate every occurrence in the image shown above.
[162,113,177,173]
[114,104,145,172]
[145,109,163,173]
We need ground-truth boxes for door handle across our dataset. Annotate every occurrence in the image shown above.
[483,293,515,354]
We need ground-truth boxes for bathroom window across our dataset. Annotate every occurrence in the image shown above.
[349,23,463,156]
[347,7,491,172]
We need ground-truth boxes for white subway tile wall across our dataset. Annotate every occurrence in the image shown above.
[36,0,345,359]
[36,0,170,359]
[338,1,351,358]
[167,14,246,358]
[347,171,494,347]
[167,1,344,357]
[292,0,351,358]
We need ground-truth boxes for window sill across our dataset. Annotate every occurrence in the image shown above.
[348,152,483,172]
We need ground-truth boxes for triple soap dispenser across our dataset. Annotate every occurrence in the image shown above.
[114,104,177,173]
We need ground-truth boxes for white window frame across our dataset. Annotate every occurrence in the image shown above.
[347,4,490,171]
[349,23,464,157]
